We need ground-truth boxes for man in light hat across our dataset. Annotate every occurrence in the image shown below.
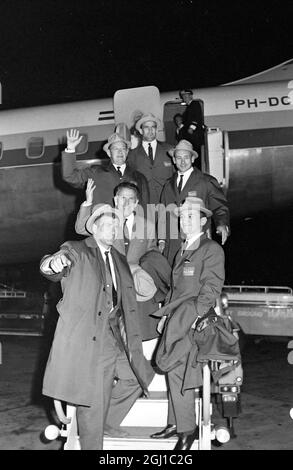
[151,197,225,450]
[158,139,230,266]
[127,113,174,204]
[73,180,172,436]
[179,89,206,158]
[61,129,150,212]
[39,204,152,450]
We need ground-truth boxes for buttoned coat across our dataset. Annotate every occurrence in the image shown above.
[154,235,225,390]
[159,168,230,265]
[42,237,148,406]
[127,141,174,204]
[62,151,150,211]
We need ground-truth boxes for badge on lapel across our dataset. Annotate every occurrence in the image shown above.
[183,261,195,276]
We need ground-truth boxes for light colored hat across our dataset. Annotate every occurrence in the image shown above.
[168,139,198,159]
[175,196,212,218]
[103,133,131,154]
[135,113,161,133]
[129,264,157,302]
[86,204,120,234]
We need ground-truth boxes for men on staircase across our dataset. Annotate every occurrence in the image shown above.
[75,179,172,437]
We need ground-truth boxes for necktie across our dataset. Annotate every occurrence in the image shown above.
[148,143,153,164]
[177,174,184,193]
[105,250,117,307]
[116,166,123,178]
[123,218,130,255]
[181,240,188,256]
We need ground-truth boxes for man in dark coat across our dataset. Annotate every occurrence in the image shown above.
[159,139,230,266]
[62,129,150,212]
[178,89,206,157]
[127,113,174,205]
[40,205,151,450]
[151,197,225,450]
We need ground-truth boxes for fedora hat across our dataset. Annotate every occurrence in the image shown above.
[129,264,157,302]
[103,133,131,154]
[135,113,161,133]
[168,140,198,159]
[175,196,212,218]
[86,204,120,234]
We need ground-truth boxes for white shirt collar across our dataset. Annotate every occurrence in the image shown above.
[96,242,112,261]
[177,167,194,182]
[185,231,203,250]
[142,140,157,155]
[113,163,126,175]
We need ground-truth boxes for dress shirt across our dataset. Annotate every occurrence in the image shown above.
[184,231,204,251]
[113,163,126,176]
[123,212,134,240]
[176,167,194,192]
[97,243,117,290]
[142,140,157,159]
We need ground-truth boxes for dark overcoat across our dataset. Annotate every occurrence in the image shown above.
[42,237,148,406]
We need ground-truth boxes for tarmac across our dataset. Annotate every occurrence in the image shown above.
[0,334,293,451]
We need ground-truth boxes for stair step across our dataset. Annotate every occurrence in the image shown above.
[103,427,199,450]
[121,396,168,427]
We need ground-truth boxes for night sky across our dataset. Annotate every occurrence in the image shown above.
[0,0,293,109]
[1,0,293,287]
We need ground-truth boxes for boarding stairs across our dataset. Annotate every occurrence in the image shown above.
[44,340,222,450]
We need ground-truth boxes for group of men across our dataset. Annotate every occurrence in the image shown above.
[40,89,230,450]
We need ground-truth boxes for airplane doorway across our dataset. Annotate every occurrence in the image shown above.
[163,101,208,172]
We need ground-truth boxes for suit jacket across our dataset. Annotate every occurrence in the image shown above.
[41,238,148,406]
[159,168,230,266]
[127,141,174,204]
[155,235,225,388]
[62,151,150,211]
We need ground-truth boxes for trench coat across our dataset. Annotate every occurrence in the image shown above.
[41,237,148,406]
[154,235,225,391]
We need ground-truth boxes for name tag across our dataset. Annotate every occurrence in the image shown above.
[163,161,172,167]
[183,266,195,276]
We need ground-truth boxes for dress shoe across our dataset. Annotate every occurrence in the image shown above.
[174,427,199,450]
[150,424,177,439]
[104,424,129,438]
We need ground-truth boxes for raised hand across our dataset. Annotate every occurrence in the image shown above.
[66,129,83,151]
[85,178,96,205]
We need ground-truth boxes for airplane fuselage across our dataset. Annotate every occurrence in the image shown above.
[1,79,293,264]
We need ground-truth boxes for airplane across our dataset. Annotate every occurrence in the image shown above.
[1,58,293,266]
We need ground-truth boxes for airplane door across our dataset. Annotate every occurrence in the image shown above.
[113,86,165,141]
[207,128,227,190]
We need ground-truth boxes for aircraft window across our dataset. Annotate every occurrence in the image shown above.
[26,137,44,159]
[0,143,2,160]
[76,134,88,155]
